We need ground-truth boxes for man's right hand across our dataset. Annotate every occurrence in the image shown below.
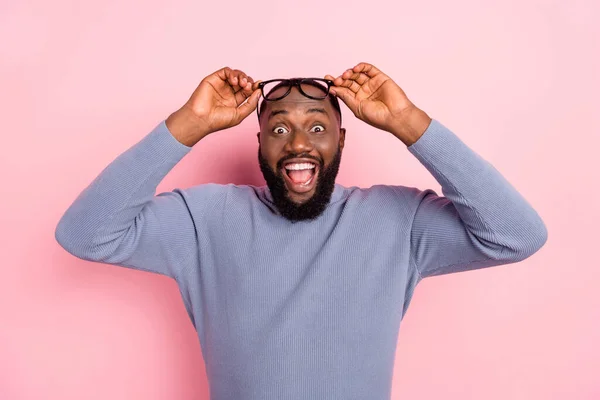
[166,67,262,146]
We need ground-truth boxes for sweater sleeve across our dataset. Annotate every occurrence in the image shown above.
[406,119,548,279]
[55,120,204,280]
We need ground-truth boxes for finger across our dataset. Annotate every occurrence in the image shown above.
[214,69,249,97]
[214,66,233,82]
[331,73,361,94]
[207,67,254,104]
[251,80,263,91]
[229,69,249,89]
[331,74,344,87]
[235,71,254,87]
[235,89,262,123]
[352,62,382,78]
[330,86,358,112]
[337,77,362,94]
[342,70,369,85]
[206,67,240,97]
[325,74,340,89]
[234,83,253,105]
[229,70,255,103]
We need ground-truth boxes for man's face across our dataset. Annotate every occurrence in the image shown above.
[257,85,346,222]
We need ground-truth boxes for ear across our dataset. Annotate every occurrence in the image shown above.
[339,128,346,150]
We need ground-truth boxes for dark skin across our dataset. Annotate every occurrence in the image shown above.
[256,85,346,204]
[165,63,431,207]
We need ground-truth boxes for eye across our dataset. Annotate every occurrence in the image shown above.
[273,126,289,135]
[310,124,325,133]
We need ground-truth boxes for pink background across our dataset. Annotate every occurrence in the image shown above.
[1,0,599,399]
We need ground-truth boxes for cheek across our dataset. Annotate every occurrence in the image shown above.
[260,145,282,171]
[315,139,338,163]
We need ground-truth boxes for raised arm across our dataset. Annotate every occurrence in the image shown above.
[55,67,262,279]
[327,62,547,278]
[404,119,547,278]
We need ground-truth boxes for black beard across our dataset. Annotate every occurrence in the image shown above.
[258,146,342,222]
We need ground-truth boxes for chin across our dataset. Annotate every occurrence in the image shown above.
[257,145,342,222]
[285,185,317,204]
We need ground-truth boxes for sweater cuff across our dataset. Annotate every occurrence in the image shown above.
[406,119,472,167]
[144,120,194,164]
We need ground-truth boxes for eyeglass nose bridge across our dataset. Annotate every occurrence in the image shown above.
[294,78,330,98]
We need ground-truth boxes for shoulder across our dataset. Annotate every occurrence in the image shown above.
[177,183,261,203]
[340,184,439,223]
[344,183,434,205]
[334,184,437,232]
[155,183,262,225]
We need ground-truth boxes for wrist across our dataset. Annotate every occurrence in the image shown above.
[165,106,210,147]
[389,107,432,147]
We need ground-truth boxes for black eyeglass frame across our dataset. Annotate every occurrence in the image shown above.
[257,78,334,101]
[256,78,335,118]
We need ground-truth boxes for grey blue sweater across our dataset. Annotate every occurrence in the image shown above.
[55,119,547,400]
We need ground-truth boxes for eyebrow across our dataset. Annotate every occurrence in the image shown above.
[267,107,329,121]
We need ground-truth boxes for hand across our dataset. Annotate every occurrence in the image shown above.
[166,67,262,146]
[325,62,431,146]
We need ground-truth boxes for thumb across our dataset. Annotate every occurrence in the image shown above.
[235,89,262,123]
[330,86,358,114]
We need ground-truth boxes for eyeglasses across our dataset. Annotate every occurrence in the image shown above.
[257,78,334,118]
[258,78,334,101]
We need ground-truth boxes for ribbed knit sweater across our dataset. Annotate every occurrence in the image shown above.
[55,118,547,400]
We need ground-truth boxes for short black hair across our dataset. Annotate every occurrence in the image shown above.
[257,79,342,125]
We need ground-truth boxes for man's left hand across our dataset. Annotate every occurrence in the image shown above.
[326,62,432,146]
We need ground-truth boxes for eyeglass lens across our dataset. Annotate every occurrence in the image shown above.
[262,79,330,101]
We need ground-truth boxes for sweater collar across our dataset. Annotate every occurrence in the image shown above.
[262,183,344,205]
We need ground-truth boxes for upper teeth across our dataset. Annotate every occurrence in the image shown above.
[285,163,316,171]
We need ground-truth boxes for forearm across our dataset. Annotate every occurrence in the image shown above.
[166,106,210,147]
[388,106,432,147]
[408,120,547,261]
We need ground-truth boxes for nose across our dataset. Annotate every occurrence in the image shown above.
[285,129,314,154]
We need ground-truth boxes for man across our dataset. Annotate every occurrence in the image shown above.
[55,63,547,400]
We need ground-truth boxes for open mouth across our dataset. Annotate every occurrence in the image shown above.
[281,161,318,194]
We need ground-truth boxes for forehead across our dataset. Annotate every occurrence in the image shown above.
[261,86,335,120]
